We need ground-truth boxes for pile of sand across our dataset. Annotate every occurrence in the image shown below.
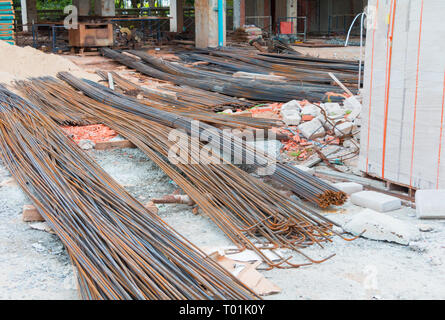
[0,41,96,84]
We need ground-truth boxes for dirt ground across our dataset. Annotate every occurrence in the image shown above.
[1,147,444,300]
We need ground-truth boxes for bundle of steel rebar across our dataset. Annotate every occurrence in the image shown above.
[0,85,259,300]
[16,77,352,269]
[100,48,345,102]
[176,51,360,85]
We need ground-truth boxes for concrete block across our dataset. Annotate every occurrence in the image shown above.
[350,191,401,212]
[323,102,345,119]
[416,190,445,219]
[343,208,419,245]
[22,204,44,222]
[333,182,363,195]
[298,118,325,140]
[280,100,301,126]
[333,121,356,137]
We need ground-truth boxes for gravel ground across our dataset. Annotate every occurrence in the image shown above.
[0,147,444,300]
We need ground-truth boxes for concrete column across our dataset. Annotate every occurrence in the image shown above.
[95,0,115,17]
[287,0,298,34]
[195,0,226,48]
[240,0,245,27]
[170,0,184,32]
[73,0,91,16]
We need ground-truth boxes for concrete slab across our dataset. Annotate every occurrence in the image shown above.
[350,191,401,212]
[416,190,445,219]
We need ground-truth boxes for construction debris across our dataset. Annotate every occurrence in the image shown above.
[350,191,402,213]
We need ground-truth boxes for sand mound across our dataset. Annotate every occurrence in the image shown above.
[0,41,82,83]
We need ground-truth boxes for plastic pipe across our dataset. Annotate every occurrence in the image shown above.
[218,0,224,47]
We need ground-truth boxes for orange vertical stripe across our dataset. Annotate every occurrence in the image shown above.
[381,0,397,179]
[409,0,424,188]
[365,0,380,173]
[437,71,445,189]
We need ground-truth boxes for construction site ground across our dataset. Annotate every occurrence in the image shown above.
[1,45,444,300]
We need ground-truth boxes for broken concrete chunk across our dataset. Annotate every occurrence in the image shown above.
[415,190,445,219]
[281,99,302,111]
[333,182,363,195]
[343,208,420,245]
[300,104,320,117]
[280,100,301,126]
[350,191,401,212]
[144,201,158,214]
[418,224,433,232]
[333,121,356,137]
[298,118,325,140]
[343,96,362,121]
